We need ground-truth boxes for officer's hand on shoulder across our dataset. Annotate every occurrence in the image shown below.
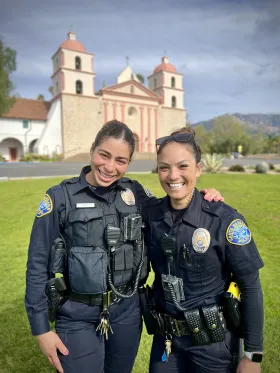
[36,331,69,373]
[200,188,225,202]
[237,357,261,373]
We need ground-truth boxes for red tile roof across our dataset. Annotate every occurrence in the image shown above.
[1,98,51,121]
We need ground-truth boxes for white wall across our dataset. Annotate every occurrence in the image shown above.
[63,49,93,73]
[36,99,62,156]
[0,117,45,156]
[62,69,94,96]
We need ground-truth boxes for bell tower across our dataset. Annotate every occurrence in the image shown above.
[51,32,95,97]
[148,56,184,109]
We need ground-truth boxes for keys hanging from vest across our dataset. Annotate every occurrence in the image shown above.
[162,337,172,362]
[96,310,113,340]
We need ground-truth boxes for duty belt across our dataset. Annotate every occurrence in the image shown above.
[68,282,133,306]
[156,305,227,343]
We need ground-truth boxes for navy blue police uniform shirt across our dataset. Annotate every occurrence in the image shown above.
[143,188,264,351]
[25,166,154,336]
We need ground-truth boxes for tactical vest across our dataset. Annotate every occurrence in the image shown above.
[60,177,146,295]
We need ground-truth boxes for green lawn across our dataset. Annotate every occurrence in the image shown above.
[0,173,279,373]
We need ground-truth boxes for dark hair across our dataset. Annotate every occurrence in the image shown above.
[91,120,135,160]
[157,127,201,163]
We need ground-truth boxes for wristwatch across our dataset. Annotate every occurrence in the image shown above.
[244,351,263,363]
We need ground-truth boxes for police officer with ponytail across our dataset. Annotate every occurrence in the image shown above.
[25,120,222,373]
[143,128,264,373]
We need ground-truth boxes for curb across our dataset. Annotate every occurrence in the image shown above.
[4,171,152,181]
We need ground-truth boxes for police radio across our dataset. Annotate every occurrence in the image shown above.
[160,234,185,304]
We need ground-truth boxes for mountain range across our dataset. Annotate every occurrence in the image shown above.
[192,113,280,136]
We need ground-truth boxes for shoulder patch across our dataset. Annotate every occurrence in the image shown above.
[36,194,53,218]
[144,188,153,197]
[226,219,251,245]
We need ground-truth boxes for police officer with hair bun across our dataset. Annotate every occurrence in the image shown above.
[25,120,223,373]
[143,127,264,373]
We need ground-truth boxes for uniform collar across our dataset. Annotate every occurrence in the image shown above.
[156,189,205,228]
[71,166,127,195]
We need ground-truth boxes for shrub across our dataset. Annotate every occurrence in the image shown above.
[255,162,269,174]
[20,153,63,162]
[228,164,245,172]
[0,153,5,162]
[201,153,225,173]
[269,163,275,170]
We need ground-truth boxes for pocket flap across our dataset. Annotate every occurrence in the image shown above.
[68,208,103,223]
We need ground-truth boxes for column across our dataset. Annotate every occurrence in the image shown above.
[154,108,158,151]
[140,106,144,152]
[121,104,125,122]
[113,102,117,119]
[148,107,152,152]
[104,102,108,123]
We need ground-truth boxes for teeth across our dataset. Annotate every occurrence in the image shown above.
[99,170,114,179]
[168,183,184,190]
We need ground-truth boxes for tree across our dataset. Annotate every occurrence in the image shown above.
[48,85,54,97]
[136,73,145,84]
[0,37,17,116]
[209,115,250,154]
[192,124,213,154]
[37,94,45,101]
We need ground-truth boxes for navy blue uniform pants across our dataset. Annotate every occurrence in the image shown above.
[149,331,239,373]
[55,294,142,373]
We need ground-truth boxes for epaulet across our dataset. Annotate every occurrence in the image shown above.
[120,177,132,184]
[60,176,79,185]
[201,200,237,221]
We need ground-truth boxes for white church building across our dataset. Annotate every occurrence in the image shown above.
[0,32,187,161]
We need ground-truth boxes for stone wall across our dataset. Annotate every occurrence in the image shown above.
[62,94,104,158]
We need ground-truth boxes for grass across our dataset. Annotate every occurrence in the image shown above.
[0,173,279,373]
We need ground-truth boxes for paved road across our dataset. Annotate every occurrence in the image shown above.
[0,157,279,179]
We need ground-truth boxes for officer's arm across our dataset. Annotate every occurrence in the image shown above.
[25,186,64,336]
[237,271,264,352]
[132,180,158,221]
[224,213,264,352]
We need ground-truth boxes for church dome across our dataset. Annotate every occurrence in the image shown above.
[154,56,176,74]
[60,32,86,52]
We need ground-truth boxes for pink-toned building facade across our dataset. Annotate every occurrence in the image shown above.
[0,32,187,160]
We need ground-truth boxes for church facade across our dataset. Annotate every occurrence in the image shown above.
[0,32,187,161]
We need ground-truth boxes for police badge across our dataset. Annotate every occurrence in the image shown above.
[192,228,211,253]
[121,188,135,206]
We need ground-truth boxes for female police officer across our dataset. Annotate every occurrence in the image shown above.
[25,119,223,373]
[143,128,264,373]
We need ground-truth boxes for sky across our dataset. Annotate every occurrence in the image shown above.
[1,0,279,123]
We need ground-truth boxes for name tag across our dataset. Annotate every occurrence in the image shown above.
[76,203,96,208]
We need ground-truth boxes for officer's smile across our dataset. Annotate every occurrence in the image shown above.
[167,183,185,190]
[98,169,116,181]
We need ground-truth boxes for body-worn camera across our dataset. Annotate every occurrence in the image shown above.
[161,274,185,302]
[124,214,142,241]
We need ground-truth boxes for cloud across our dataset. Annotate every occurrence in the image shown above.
[1,0,279,121]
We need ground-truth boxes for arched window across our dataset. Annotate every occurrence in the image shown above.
[154,78,157,89]
[171,96,177,108]
[75,56,81,70]
[76,80,83,94]
[171,77,176,88]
